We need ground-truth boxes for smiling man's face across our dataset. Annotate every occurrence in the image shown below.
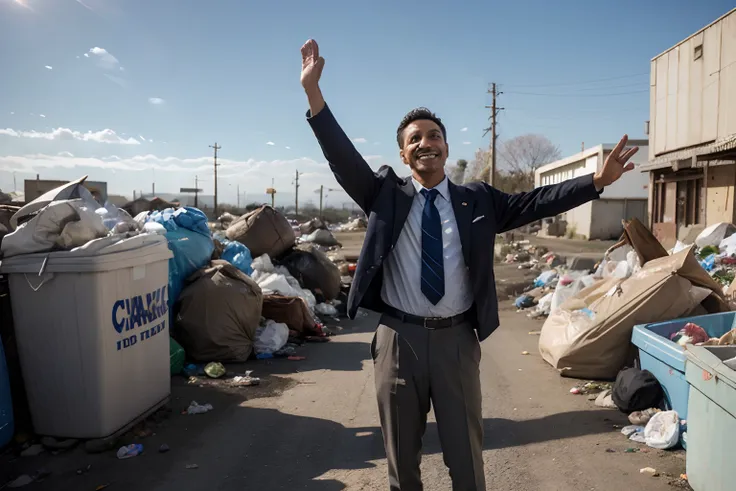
[399,119,449,176]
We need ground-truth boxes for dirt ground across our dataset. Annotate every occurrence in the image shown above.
[0,234,690,490]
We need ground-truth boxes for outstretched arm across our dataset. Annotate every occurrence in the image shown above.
[301,40,379,213]
[491,135,639,233]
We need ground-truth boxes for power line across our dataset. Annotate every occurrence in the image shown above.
[507,72,648,89]
[504,89,648,97]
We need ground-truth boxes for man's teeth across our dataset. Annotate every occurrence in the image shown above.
[419,154,437,160]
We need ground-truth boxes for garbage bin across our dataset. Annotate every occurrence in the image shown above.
[684,345,736,491]
[0,234,173,439]
[0,337,13,448]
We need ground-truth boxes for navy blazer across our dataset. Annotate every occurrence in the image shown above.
[308,104,601,341]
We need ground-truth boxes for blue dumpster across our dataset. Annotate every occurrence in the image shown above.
[632,311,736,420]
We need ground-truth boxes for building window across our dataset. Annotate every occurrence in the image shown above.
[694,44,703,60]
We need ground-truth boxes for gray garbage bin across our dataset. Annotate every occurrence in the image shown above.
[0,234,173,439]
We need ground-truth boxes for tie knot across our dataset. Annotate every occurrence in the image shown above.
[421,188,440,202]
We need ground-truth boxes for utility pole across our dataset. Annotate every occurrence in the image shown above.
[293,170,302,219]
[152,182,155,196]
[237,184,240,209]
[271,178,275,208]
[319,185,324,219]
[483,83,504,186]
[13,172,16,192]
[209,143,221,217]
[194,175,199,208]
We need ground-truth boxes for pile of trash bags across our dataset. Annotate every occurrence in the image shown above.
[538,218,730,379]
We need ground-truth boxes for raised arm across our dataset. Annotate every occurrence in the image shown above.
[301,39,379,213]
[491,135,639,233]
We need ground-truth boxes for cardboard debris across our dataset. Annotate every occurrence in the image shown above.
[539,245,729,380]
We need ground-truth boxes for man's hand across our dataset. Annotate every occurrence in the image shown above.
[301,39,326,116]
[593,134,639,191]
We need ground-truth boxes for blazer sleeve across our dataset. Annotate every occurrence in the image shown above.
[490,173,602,233]
[307,104,380,214]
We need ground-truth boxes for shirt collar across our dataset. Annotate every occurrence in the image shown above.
[411,176,450,202]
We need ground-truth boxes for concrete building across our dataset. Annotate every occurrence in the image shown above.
[534,140,650,240]
[641,8,736,247]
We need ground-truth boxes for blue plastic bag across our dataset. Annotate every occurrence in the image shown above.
[220,240,254,276]
[699,253,716,272]
[146,207,214,320]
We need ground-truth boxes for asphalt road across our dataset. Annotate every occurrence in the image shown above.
[7,293,687,490]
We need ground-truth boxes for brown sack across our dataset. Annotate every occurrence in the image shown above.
[226,205,295,258]
[174,260,263,362]
[539,246,729,380]
[261,295,316,333]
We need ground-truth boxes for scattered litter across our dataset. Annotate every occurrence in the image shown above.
[186,401,214,415]
[159,444,170,453]
[117,444,144,460]
[629,408,659,426]
[76,465,91,475]
[644,410,680,449]
[621,425,646,444]
[639,467,659,477]
[521,351,530,355]
[95,485,110,491]
[231,373,261,387]
[186,464,199,470]
[204,362,227,379]
[594,389,617,408]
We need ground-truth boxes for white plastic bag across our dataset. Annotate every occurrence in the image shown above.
[254,321,289,354]
[315,303,338,316]
[644,410,680,449]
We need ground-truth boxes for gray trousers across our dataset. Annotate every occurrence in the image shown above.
[371,314,485,491]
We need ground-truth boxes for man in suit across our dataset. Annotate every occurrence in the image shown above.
[300,39,638,491]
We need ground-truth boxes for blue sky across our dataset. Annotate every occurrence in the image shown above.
[0,0,733,206]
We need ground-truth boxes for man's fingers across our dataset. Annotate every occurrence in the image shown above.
[623,162,635,172]
[611,134,629,158]
[620,146,639,163]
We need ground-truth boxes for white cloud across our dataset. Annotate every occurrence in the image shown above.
[9,112,14,115]
[352,137,367,143]
[462,141,471,145]
[88,47,120,70]
[266,141,275,146]
[57,151,74,157]
[460,127,468,132]
[148,97,164,105]
[76,0,93,10]
[285,146,291,150]
[44,66,53,70]
[0,127,141,145]
[39,114,46,118]
[76,56,81,59]
[138,135,147,142]
[83,53,90,58]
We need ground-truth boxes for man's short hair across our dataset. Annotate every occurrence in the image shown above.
[396,107,447,148]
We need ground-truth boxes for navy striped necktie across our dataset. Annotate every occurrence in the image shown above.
[420,188,444,305]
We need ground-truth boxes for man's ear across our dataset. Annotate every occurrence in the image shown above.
[445,142,450,159]
[400,148,409,165]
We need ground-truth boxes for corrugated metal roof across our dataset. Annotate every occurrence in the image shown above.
[641,134,736,171]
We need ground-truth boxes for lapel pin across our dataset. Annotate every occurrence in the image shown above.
[461,202,468,206]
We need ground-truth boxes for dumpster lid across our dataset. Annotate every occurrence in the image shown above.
[10,176,91,229]
[686,345,736,391]
[0,233,173,274]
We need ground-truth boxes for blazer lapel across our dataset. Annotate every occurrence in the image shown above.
[392,178,415,245]
[449,181,474,266]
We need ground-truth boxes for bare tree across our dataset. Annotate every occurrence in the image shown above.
[465,149,489,183]
[497,134,561,190]
[447,159,469,184]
